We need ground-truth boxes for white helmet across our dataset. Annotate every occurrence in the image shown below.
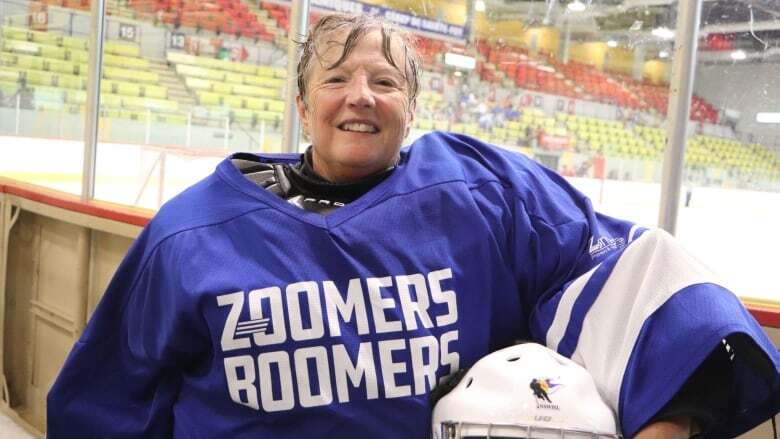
[432,343,620,439]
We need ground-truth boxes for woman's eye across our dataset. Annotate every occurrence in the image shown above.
[376,79,397,87]
[326,77,345,83]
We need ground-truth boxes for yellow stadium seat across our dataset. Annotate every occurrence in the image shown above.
[38,44,67,60]
[23,69,51,87]
[16,54,45,70]
[2,27,29,41]
[223,95,245,108]
[176,64,224,81]
[0,53,17,67]
[104,41,140,57]
[185,77,212,91]
[197,91,221,106]
[245,76,284,89]
[230,62,256,75]
[167,51,197,66]
[256,65,275,78]
[31,31,61,46]
[45,58,79,75]
[101,80,139,97]
[254,110,282,122]
[104,53,149,69]
[104,66,158,83]
[225,72,243,84]
[56,73,87,89]
[233,84,277,98]
[3,39,40,56]
[266,100,284,113]
[213,82,232,94]
[61,35,88,50]
[272,67,286,78]
[244,97,267,111]
[65,48,89,63]
[140,84,167,99]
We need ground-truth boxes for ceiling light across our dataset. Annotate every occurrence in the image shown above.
[444,52,476,70]
[756,112,780,124]
[474,0,485,12]
[658,50,670,59]
[607,39,618,48]
[730,50,746,60]
[567,1,586,12]
[651,26,675,40]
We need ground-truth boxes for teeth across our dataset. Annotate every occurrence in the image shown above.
[340,123,378,133]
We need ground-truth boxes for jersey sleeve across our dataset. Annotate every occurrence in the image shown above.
[493,150,780,438]
[46,227,209,438]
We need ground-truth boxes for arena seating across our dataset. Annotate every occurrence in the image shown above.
[614,76,720,124]
[563,113,654,159]
[687,135,780,177]
[413,90,450,131]
[167,50,286,124]
[40,0,90,12]
[0,26,183,122]
[259,2,289,34]
[129,0,274,41]
[0,20,775,181]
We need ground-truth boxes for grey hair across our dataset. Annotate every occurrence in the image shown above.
[295,13,421,108]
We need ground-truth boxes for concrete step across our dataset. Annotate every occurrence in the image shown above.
[146,59,199,112]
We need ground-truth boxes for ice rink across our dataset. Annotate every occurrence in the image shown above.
[2,135,778,302]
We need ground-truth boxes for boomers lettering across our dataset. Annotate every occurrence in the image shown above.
[215,268,460,412]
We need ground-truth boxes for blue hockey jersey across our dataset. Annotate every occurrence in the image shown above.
[48,132,780,438]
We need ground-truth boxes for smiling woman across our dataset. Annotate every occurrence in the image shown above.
[294,15,420,182]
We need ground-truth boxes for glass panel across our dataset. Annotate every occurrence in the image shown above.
[403,0,675,229]
[92,0,287,209]
[682,1,780,303]
[0,0,87,195]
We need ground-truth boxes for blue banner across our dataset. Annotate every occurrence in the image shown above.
[276,0,468,41]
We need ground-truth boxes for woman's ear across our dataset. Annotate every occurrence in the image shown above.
[404,99,417,138]
[296,95,309,135]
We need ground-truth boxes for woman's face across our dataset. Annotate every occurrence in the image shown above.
[297,29,415,183]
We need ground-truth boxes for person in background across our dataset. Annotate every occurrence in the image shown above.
[48,13,780,439]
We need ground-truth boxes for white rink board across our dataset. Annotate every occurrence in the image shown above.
[1,136,778,302]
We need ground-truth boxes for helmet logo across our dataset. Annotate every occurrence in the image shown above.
[529,378,561,410]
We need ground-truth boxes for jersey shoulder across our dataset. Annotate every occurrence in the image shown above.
[143,156,273,247]
[406,132,581,212]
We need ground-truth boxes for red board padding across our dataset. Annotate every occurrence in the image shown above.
[747,306,780,329]
[0,178,152,227]
[1,178,779,328]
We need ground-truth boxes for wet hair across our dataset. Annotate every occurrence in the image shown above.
[296,13,420,108]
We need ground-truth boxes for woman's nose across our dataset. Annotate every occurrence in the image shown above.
[345,77,375,108]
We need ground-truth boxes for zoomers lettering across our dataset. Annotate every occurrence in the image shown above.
[216,268,460,413]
